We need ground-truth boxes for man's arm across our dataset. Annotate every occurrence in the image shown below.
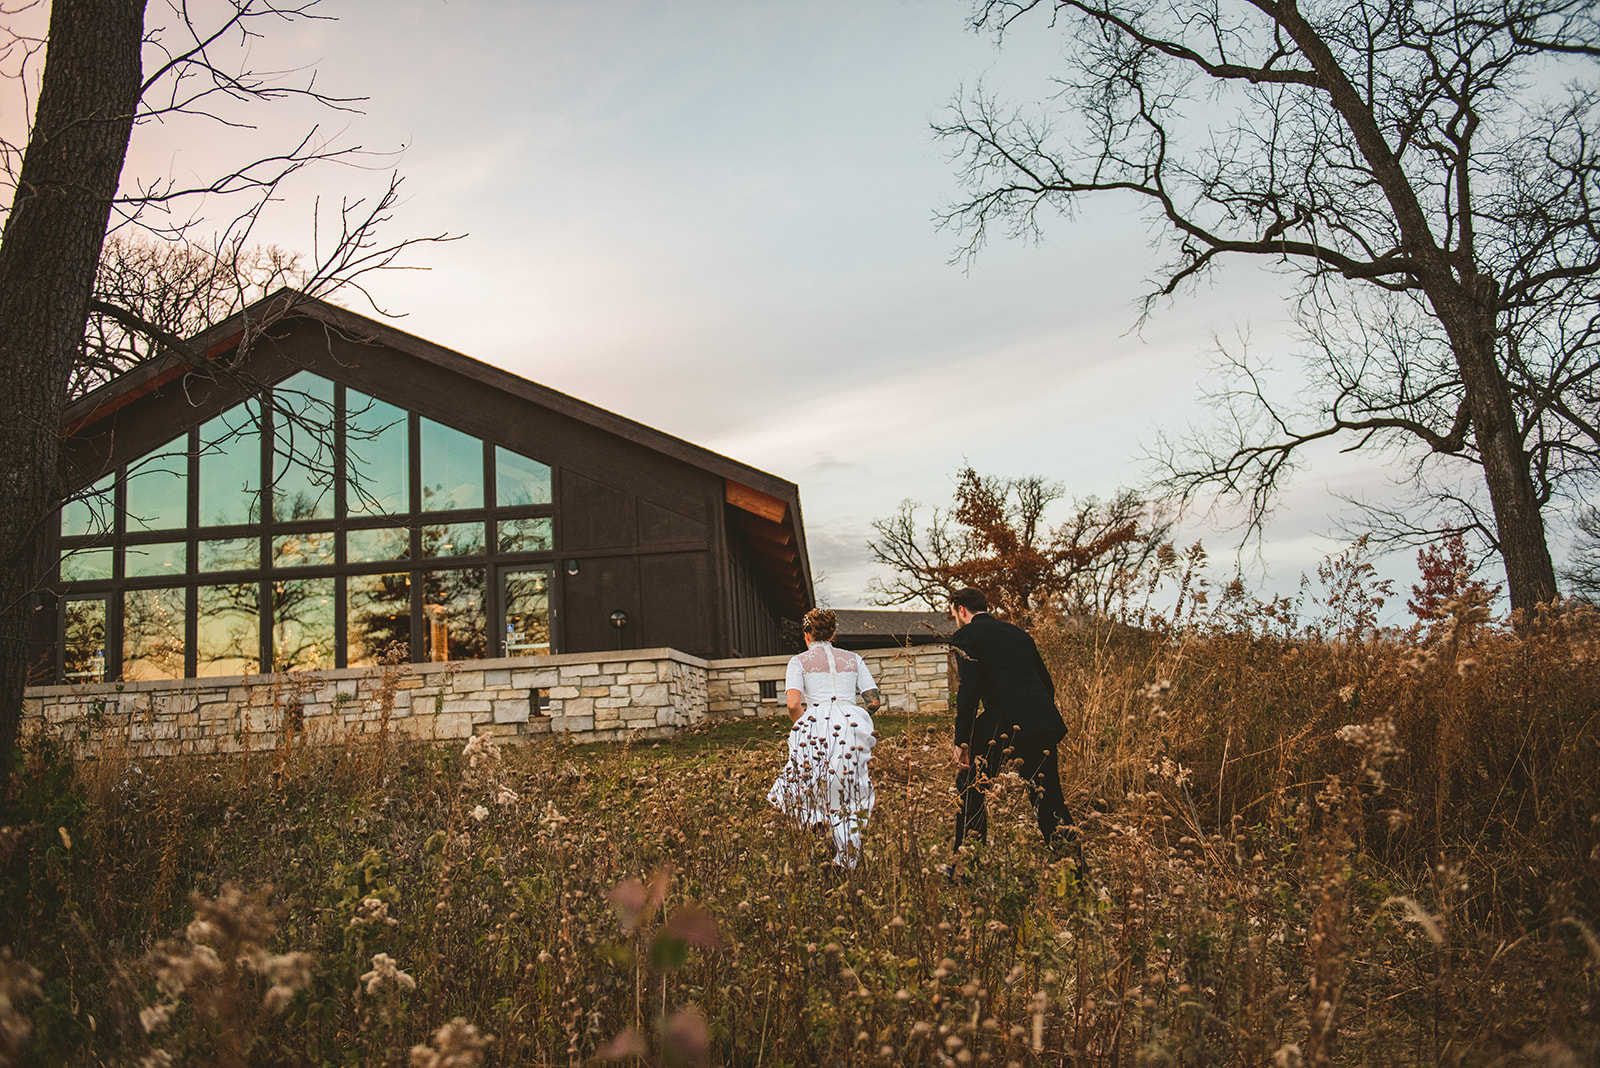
[1028,633,1055,700]
[952,631,981,748]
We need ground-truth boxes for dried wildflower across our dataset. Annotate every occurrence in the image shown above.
[470,805,489,823]
[351,896,399,929]
[409,1016,491,1068]
[140,1052,174,1068]
[1337,684,1356,704]
[1456,657,1479,678]
[1141,679,1172,700]
[57,827,71,850]
[147,943,223,999]
[1383,896,1445,946]
[494,785,518,808]
[0,948,43,1064]
[360,953,417,997]
[1335,717,1404,789]
[261,952,313,1013]
[1146,758,1193,787]
[139,1002,174,1034]
[461,733,504,790]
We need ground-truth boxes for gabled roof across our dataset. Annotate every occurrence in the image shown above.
[63,287,813,613]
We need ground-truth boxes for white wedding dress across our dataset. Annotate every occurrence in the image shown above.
[767,641,878,868]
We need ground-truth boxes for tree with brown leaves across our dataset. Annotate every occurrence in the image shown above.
[868,466,1174,625]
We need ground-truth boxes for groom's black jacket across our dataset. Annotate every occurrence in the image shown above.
[951,612,1066,751]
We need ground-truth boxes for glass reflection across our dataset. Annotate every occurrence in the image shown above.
[421,521,485,558]
[347,526,409,564]
[200,537,259,572]
[271,372,336,522]
[497,516,552,554]
[63,599,108,683]
[61,474,115,538]
[346,391,408,516]
[495,447,551,507]
[420,417,483,512]
[197,582,260,676]
[272,577,334,671]
[421,568,486,661]
[503,569,551,657]
[125,437,189,531]
[273,530,335,568]
[126,541,187,579]
[199,405,262,527]
[124,587,185,680]
[348,572,411,666]
[60,546,113,583]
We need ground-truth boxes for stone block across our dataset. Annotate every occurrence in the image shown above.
[617,671,656,685]
[548,686,580,699]
[595,708,624,730]
[452,671,485,692]
[440,699,492,715]
[484,668,512,686]
[582,686,611,698]
[631,683,669,706]
[430,712,474,739]
[562,663,601,679]
[513,669,560,689]
[552,714,594,733]
[601,661,628,674]
[493,699,530,725]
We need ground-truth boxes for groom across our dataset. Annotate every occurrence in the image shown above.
[946,587,1080,869]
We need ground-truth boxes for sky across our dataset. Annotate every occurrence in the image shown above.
[15,0,1511,614]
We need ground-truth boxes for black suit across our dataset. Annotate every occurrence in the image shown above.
[950,612,1077,856]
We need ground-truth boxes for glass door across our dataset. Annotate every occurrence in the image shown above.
[499,567,552,657]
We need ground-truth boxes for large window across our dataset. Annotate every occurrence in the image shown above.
[55,373,555,681]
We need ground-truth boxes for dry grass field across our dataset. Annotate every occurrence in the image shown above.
[2,574,1597,1066]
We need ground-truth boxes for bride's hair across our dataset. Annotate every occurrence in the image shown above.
[802,608,837,641]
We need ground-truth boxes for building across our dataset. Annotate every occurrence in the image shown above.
[831,609,955,650]
[46,290,811,684]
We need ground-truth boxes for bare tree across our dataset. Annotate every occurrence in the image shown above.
[868,466,1174,623]
[1561,506,1600,601]
[936,0,1600,623]
[75,234,301,398]
[0,0,444,802]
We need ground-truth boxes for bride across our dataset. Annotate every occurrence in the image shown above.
[767,608,880,868]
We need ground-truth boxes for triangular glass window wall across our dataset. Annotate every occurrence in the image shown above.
[55,371,554,683]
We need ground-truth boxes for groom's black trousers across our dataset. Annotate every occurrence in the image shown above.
[953,730,1077,856]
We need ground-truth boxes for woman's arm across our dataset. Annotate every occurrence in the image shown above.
[786,688,804,723]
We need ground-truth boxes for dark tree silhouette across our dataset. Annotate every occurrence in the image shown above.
[937,0,1600,624]
[0,1,444,802]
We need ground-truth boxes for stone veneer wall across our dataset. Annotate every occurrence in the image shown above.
[706,646,951,719]
[22,645,950,759]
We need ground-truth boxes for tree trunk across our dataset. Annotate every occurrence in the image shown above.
[0,0,147,804]
[1432,281,1559,622]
